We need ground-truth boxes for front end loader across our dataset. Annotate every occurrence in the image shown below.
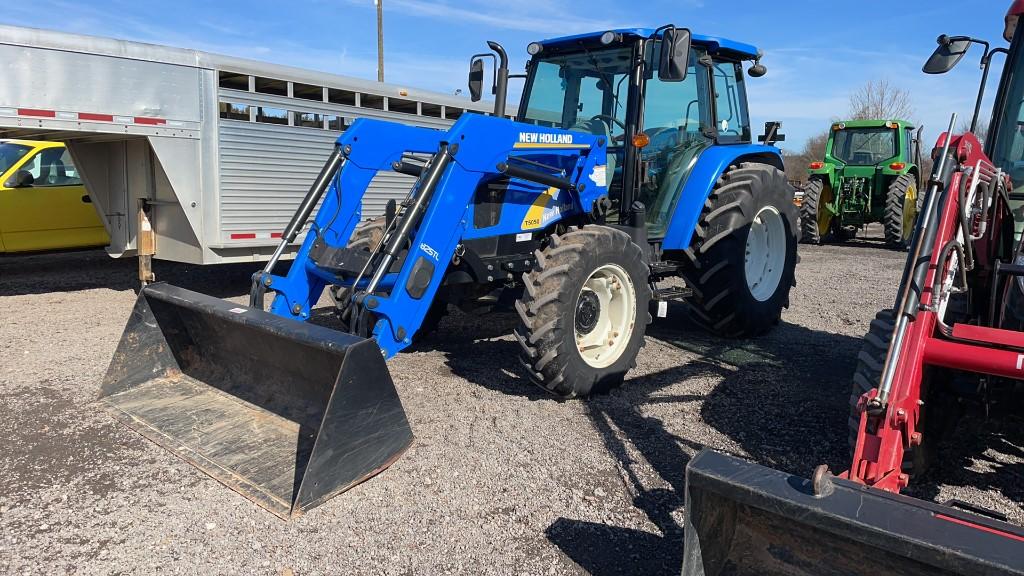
[101,27,800,518]
[682,8,1024,573]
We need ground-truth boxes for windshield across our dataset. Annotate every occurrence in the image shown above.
[521,46,632,140]
[0,143,31,176]
[831,128,897,165]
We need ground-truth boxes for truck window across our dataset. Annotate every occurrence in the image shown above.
[0,142,31,176]
[19,148,82,187]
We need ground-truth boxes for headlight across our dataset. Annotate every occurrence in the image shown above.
[527,42,543,56]
[600,31,620,45]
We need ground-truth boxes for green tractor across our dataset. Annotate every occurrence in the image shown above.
[801,119,924,247]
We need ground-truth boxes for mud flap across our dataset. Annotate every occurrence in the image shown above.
[681,450,1024,576]
[99,283,413,519]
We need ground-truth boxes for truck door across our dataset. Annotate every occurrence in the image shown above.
[0,146,109,252]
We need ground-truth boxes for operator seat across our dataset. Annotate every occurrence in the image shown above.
[572,118,616,188]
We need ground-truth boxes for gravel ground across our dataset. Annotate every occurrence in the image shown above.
[1,228,1021,575]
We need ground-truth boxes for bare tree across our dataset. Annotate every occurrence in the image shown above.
[849,79,914,120]
[783,130,831,183]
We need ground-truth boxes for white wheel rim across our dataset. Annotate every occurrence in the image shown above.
[745,206,787,302]
[574,264,636,369]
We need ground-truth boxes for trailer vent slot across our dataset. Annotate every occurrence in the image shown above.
[446,107,464,120]
[389,98,418,115]
[293,82,323,102]
[422,102,443,118]
[327,88,357,106]
[327,116,347,132]
[218,71,249,91]
[362,94,385,110]
[295,111,324,128]
[254,77,288,97]
[219,102,251,121]
[256,107,288,125]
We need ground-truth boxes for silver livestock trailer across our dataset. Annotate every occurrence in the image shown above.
[0,24,498,270]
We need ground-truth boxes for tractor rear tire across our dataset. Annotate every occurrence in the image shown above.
[681,163,799,337]
[799,177,830,245]
[884,174,919,249]
[515,226,652,398]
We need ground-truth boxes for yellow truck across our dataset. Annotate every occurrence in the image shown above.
[0,139,108,253]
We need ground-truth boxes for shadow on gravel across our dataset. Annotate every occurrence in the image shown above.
[0,249,267,299]
[546,303,867,575]
[908,413,1024,512]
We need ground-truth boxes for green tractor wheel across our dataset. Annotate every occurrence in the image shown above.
[885,174,919,249]
[799,177,834,244]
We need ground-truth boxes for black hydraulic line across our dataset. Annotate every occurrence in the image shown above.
[496,161,575,191]
[250,145,347,309]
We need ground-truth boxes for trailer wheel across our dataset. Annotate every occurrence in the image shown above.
[885,174,919,249]
[515,226,652,398]
[330,217,446,338]
[681,163,799,337]
[799,176,833,245]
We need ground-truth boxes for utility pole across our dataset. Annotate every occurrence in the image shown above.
[375,0,384,82]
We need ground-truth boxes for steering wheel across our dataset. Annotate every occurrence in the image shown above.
[591,114,626,131]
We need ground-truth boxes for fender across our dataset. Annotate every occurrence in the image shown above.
[661,144,784,250]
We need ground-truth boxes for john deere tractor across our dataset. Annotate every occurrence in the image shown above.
[801,119,923,248]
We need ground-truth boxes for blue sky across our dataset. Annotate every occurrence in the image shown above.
[1,0,1013,149]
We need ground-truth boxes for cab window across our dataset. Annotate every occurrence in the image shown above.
[711,59,750,142]
[19,148,83,187]
[0,143,31,176]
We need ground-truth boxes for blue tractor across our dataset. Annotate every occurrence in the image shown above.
[100,27,799,518]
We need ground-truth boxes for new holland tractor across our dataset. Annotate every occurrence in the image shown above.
[681,5,1024,575]
[98,27,798,518]
[801,118,925,248]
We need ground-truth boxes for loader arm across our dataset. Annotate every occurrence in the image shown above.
[262,114,610,358]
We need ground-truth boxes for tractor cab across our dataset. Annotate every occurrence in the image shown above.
[513,28,765,238]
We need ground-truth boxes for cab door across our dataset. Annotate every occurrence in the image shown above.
[0,146,109,252]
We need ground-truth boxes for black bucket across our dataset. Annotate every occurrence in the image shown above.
[681,450,1024,576]
[99,283,413,519]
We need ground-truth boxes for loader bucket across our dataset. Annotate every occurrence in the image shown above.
[99,283,413,519]
[681,450,1024,576]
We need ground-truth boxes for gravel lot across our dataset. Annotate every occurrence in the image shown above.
[1,228,1021,575]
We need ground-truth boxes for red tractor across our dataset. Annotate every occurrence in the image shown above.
[681,4,1024,574]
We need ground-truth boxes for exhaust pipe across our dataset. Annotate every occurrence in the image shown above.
[100,283,412,519]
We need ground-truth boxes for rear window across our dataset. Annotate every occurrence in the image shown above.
[832,128,897,165]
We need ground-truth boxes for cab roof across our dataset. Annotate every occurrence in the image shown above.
[537,28,760,60]
[0,138,64,149]
[833,119,915,130]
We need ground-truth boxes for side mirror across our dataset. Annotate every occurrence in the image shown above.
[468,58,485,102]
[4,170,34,188]
[659,27,691,82]
[748,63,767,77]
[923,34,971,74]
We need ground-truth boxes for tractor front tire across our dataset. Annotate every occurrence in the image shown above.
[681,163,799,337]
[799,177,831,245]
[884,174,919,249]
[515,226,652,398]
[849,309,937,477]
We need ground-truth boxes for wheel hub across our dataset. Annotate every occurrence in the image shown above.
[574,264,637,369]
[745,206,787,302]
[575,290,601,335]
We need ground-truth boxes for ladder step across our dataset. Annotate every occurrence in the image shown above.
[653,286,692,301]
